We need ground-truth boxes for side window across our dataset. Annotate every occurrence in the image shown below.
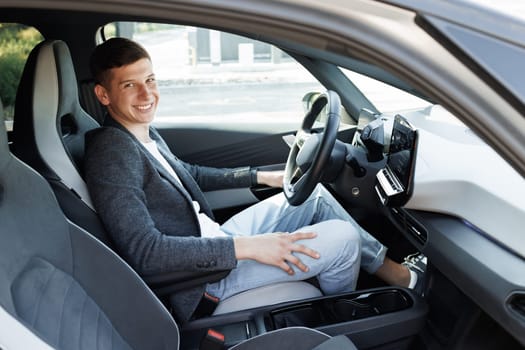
[0,23,43,130]
[101,22,324,123]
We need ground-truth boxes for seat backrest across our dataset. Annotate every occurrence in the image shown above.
[0,104,179,349]
[11,39,112,245]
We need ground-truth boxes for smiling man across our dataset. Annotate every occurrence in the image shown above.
[84,37,422,322]
[92,47,159,141]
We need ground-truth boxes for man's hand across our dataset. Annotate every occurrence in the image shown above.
[256,170,284,188]
[234,232,320,275]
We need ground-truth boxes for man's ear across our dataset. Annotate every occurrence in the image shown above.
[94,84,110,106]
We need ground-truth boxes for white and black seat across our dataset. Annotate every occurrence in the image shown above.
[11,39,109,245]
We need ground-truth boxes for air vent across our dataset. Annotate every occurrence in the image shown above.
[389,207,404,226]
[389,207,428,245]
[405,211,428,245]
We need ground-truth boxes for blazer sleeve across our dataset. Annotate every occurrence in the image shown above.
[181,161,252,191]
[84,127,237,275]
[151,128,252,191]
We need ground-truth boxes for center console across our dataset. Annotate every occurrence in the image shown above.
[180,287,427,349]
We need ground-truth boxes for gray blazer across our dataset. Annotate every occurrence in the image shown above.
[84,117,252,321]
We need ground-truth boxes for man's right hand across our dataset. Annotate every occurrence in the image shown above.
[233,232,320,275]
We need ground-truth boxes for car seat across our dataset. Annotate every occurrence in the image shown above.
[11,39,109,244]
[0,104,356,349]
[9,39,323,318]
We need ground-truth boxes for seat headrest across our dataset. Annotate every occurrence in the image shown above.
[29,40,98,130]
[51,40,83,118]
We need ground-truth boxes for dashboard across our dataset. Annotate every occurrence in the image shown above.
[345,105,524,259]
[347,111,418,208]
[375,115,418,207]
[336,104,525,348]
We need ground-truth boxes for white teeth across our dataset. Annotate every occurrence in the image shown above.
[136,103,153,110]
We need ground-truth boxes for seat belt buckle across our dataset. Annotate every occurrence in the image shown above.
[193,292,220,319]
[199,329,225,350]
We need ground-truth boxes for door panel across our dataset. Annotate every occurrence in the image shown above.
[155,121,297,168]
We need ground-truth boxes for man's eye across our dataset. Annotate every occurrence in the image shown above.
[147,78,156,84]
[124,83,135,88]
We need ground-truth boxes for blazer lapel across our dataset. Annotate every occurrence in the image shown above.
[151,130,214,218]
[103,117,194,204]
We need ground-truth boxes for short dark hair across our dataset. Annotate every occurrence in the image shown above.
[90,37,151,85]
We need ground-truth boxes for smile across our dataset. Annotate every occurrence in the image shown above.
[136,103,154,110]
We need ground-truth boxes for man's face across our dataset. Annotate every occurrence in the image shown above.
[95,58,159,128]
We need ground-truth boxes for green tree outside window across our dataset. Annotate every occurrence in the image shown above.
[0,23,43,120]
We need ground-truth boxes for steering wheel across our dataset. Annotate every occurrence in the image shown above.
[284,90,341,206]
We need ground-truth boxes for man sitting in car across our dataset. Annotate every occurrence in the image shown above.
[84,37,424,322]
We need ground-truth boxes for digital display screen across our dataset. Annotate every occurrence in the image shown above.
[387,115,417,191]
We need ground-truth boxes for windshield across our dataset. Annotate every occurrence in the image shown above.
[340,68,433,114]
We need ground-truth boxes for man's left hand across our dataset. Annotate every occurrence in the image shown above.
[256,170,284,188]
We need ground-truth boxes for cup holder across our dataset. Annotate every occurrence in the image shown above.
[333,299,379,320]
[332,290,411,321]
[269,289,413,329]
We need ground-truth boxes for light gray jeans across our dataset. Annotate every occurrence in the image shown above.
[206,185,386,300]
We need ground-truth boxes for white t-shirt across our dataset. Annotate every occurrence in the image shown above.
[142,141,226,237]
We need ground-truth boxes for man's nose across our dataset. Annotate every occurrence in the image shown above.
[138,83,152,97]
